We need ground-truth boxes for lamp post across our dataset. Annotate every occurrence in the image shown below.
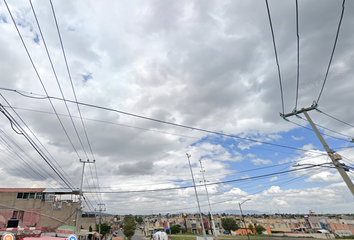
[239,199,251,240]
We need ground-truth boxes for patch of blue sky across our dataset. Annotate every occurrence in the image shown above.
[33,33,39,44]
[0,15,7,23]
[194,125,349,193]
[82,73,92,82]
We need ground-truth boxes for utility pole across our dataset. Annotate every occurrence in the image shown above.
[76,159,95,234]
[283,104,354,197]
[186,153,207,240]
[239,199,251,240]
[199,159,217,239]
[97,203,106,240]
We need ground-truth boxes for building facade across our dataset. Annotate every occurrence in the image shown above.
[0,188,79,231]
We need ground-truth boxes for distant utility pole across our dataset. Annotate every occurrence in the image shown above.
[186,153,207,240]
[239,199,251,240]
[97,203,106,239]
[76,159,95,234]
[282,103,354,197]
[199,159,217,239]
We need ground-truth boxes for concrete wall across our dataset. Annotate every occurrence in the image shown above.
[81,216,97,230]
[0,192,77,231]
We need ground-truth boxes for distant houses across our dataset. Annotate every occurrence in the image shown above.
[0,188,353,238]
[143,213,354,237]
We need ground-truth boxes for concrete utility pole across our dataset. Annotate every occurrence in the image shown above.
[199,159,217,239]
[283,105,354,197]
[76,159,95,234]
[239,199,251,240]
[186,153,207,240]
[97,203,106,240]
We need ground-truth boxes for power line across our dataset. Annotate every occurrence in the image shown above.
[0,105,75,189]
[49,0,95,160]
[84,164,325,194]
[98,161,296,189]
[316,109,354,130]
[30,0,90,160]
[1,98,319,159]
[3,0,82,160]
[0,129,51,182]
[295,0,300,110]
[265,0,285,115]
[2,88,341,159]
[287,119,350,143]
[0,95,77,189]
[299,116,354,140]
[317,0,346,103]
[34,0,103,206]
[106,166,332,214]
[0,90,326,155]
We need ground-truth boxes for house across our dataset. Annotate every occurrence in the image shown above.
[0,188,80,231]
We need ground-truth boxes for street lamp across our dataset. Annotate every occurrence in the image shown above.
[239,199,251,240]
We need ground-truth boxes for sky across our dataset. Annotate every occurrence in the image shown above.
[0,0,354,216]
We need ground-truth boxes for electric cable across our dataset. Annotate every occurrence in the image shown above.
[30,0,90,160]
[265,0,285,115]
[1,98,320,161]
[0,95,77,189]
[0,104,75,189]
[288,119,349,143]
[295,0,300,111]
[49,0,103,204]
[3,0,82,160]
[0,90,327,155]
[84,164,324,194]
[0,129,50,181]
[299,116,354,140]
[99,161,296,189]
[317,109,354,130]
[107,165,331,213]
[0,202,77,226]
[84,174,99,206]
[98,152,329,189]
[0,140,40,181]
[317,0,346,104]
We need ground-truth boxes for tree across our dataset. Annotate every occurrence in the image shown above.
[135,216,143,224]
[248,223,254,234]
[89,226,92,232]
[124,215,136,240]
[255,225,266,235]
[221,218,238,233]
[170,225,181,234]
[96,222,111,239]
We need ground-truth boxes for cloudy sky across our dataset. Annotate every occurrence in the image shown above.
[0,0,354,216]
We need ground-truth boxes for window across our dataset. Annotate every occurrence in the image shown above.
[17,193,24,199]
[12,211,24,221]
[45,194,55,202]
[36,193,42,199]
[29,193,35,199]
[23,193,29,199]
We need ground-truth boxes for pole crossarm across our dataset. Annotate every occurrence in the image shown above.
[280,103,354,197]
[281,102,318,119]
